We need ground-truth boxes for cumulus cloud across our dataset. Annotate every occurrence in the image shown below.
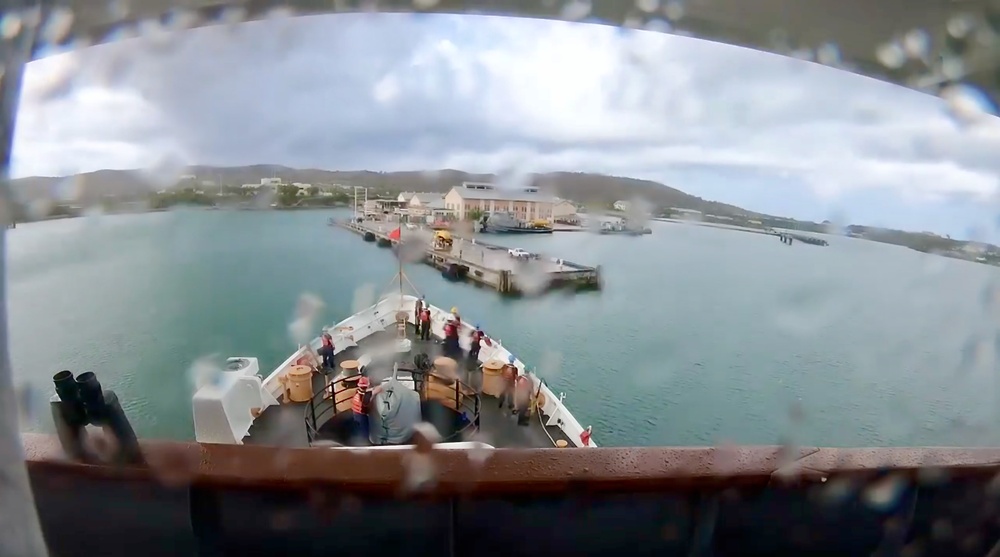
[10,12,1000,215]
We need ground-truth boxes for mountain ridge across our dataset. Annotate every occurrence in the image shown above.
[9,164,760,218]
[9,165,996,260]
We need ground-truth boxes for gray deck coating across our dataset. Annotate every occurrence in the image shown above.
[244,327,571,449]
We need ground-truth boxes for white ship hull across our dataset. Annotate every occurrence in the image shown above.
[194,294,597,448]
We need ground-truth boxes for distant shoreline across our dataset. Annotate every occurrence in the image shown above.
[11,207,999,267]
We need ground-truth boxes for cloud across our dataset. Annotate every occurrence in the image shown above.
[11,12,1000,221]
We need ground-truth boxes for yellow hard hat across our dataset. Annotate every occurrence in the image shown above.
[451,307,458,314]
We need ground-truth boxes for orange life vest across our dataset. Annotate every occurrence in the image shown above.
[352,390,366,414]
[501,364,517,383]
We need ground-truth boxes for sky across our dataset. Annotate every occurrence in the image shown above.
[11,12,1000,238]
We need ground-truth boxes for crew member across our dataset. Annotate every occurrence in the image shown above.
[414,296,424,332]
[499,355,518,411]
[469,325,485,362]
[419,307,431,341]
[318,332,335,370]
[351,376,382,445]
[514,373,533,426]
[443,317,460,358]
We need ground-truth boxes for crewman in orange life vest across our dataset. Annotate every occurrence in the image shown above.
[499,355,518,411]
[413,296,424,332]
[352,376,382,444]
[514,374,533,426]
[318,332,335,371]
[469,324,485,362]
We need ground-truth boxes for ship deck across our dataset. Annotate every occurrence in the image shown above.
[244,328,572,449]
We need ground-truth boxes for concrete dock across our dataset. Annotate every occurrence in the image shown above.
[339,220,602,295]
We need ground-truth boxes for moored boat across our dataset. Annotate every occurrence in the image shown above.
[479,212,554,234]
[599,219,652,235]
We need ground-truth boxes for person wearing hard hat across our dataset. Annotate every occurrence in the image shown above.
[318,332,335,371]
[351,376,382,444]
[468,324,485,363]
[418,305,431,341]
[498,355,518,412]
[413,296,425,333]
[514,372,533,426]
[444,307,462,358]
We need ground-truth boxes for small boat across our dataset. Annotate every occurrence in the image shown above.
[598,219,652,235]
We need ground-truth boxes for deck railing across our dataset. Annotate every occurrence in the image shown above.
[304,362,481,445]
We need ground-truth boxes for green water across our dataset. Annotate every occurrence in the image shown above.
[10,209,1000,447]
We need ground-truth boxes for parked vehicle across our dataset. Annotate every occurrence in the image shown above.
[508,248,532,259]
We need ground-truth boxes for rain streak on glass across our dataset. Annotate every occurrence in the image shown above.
[10,3,1000,552]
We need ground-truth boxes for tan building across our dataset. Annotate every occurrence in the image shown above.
[552,199,578,220]
[444,182,554,221]
[397,192,452,219]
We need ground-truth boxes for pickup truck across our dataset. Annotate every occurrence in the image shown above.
[508,248,532,259]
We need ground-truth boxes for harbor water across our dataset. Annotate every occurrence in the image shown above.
[10,208,1000,447]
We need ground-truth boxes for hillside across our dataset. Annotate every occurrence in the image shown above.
[10,164,1000,264]
[9,165,755,217]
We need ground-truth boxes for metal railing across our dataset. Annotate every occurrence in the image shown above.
[304,362,481,445]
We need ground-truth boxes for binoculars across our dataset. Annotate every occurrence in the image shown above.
[51,370,143,465]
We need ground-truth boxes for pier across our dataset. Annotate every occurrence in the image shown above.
[778,232,829,246]
[339,220,602,295]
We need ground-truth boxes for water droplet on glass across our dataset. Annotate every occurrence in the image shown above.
[15,381,38,423]
[289,292,325,346]
[940,83,999,124]
[876,41,907,69]
[164,8,200,31]
[635,0,659,13]
[863,475,907,511]
[663,0,685,20]
[903,29,931,60]
[538,349,563,380]
[560,0,592,21]
[219,6,248,27]
[815,43,841,66]
[1,12,23,39]
[352,283,376,315]
[467,439,494,468]
[265,6,296,20]
[188,354,224,391]
[820,477,855,505]
[137,154,188,192]
[941,56,966,81]
[397,235,425,265]
[492,163,532,191]
[41,8,73,44]
[948,13,977,38]
[516,258,551,296]
[644,18,672,33]
[106,0,130,21]
[147,446,201,488]
[789,48,814,61]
